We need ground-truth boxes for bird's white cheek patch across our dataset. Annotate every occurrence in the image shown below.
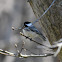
[26,23,32,26]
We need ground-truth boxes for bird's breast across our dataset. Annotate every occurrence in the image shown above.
[23,29,38,38]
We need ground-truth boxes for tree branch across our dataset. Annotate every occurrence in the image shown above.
[0,49,54,58]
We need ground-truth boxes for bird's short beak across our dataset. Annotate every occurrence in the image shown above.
[21,25,25,30]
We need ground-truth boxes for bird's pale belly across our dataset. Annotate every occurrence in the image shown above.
[23,29,38,38]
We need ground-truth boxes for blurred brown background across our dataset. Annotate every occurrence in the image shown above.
[0,0,58,62]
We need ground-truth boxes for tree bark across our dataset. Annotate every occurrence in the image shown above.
[28,0,62,61]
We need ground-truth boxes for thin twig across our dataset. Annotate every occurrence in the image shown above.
[12,27,22,31]
[20,41,26,53]
[0,40,62,57]
[0,49,16,57]
[15,44,20,53]
[20,32,62,51]
[0,49,54,58]
[33,0,56,24]
[20,32,52,49]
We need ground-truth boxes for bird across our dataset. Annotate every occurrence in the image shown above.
[22,21,46,41]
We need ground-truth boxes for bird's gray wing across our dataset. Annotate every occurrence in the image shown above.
[29,26,46,41]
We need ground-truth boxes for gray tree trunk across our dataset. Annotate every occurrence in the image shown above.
[28,0,62,62]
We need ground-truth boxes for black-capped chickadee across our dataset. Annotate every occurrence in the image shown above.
[22,21,46,41]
